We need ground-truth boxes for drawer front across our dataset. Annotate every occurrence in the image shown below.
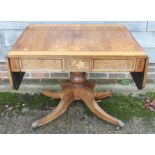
[93,59,135,71]
[21,59,63,71]
[135,59,145,72]
[65,59,92,71]
[9,58,20,72]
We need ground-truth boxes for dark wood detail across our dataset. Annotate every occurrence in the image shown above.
[130,72,145,90]
[130,58,148,90]
[10,72,25,90]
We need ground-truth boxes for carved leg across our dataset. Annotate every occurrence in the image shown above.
[41,90,61,99]
[60,81,71,89]
[85,81,95,89]
[32,88,73,128]
[32,72,124,128]
[82,87,124,127]
[94,91,112,100]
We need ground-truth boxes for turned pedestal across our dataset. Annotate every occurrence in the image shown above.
[32,72,124,128]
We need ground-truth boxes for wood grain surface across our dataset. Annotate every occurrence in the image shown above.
[8,24,147,57]
[7,24,148,90]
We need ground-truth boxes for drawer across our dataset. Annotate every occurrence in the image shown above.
[65,59,92,71]
[21,59,63,71]
[135,59,145,72]
[93,59,135,71]
[9,58,20,72]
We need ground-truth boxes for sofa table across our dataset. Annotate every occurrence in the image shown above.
[7,24,148,128]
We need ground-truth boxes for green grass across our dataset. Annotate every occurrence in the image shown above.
[119,79,131,85]
[98,92,155,121]
[0,93,59,112]
[0,92,155,121]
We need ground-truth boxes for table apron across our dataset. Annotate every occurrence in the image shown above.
[8,57,146,72]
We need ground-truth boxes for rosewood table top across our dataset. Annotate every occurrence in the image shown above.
[8,24,147,57]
